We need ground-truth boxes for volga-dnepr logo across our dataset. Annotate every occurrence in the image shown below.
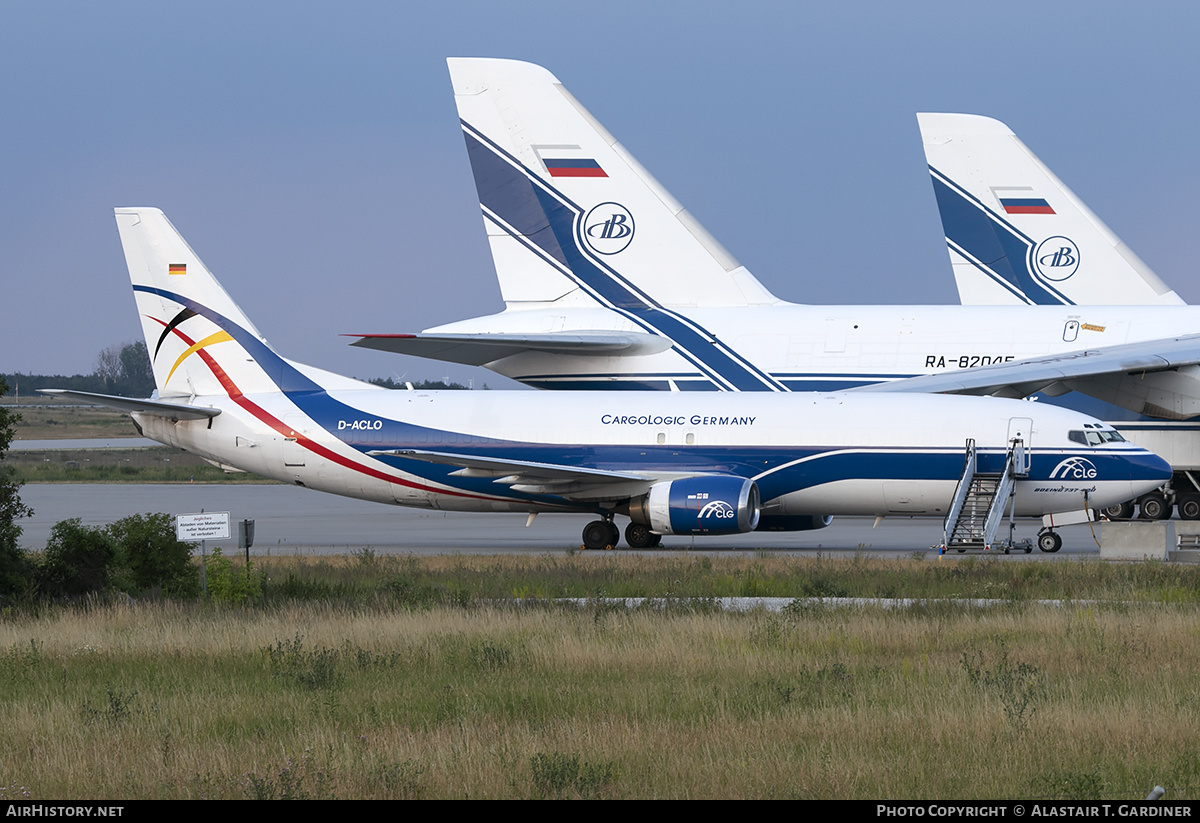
[583,202,634,255]
[1034,235,1080,282]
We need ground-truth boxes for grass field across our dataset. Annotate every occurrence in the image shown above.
[2,554,1198,800]
[10,445,274,484]
[4,399,141,441]
[5,399,275,484]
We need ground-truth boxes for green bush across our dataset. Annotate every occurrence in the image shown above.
[0,377,34,601]
[106,513,199,598]
[40,518,118,597]
[27,513,199,601]
[207,547,263,604]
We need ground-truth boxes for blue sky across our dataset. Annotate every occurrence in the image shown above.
[2,1,1197,385]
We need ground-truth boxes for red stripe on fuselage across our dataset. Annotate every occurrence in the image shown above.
[145,316,515,504]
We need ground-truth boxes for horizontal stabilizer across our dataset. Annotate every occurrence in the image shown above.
[38,389,221,420]
[347,331,671,366]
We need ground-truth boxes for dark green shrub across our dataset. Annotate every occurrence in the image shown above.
[40,518,118,597]
[105,513,199,598]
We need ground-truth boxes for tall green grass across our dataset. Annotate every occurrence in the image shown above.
[248,553,1200,606]
[2,554,1199,798]
[2,602,1198,799]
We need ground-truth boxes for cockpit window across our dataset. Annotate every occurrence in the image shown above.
[1069,429,1126,446]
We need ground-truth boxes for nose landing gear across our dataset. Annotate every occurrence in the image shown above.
[1037,529,1062,553]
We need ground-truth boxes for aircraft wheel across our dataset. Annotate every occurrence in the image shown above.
[1178,494,1200,521]
[1038,531,1062,553]
[1101,501,1135,521]
[607,520,621,548]
[1138,493,1171,521]
[583,520,615,550]
[625,522,660,549]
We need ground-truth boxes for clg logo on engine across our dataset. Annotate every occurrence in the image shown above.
[697,500,737,520]
[583,202,635,255]
[1033,235,1080,282]
[1049,456,1098,480]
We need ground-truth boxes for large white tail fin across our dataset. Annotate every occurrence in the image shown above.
[919,112,1184,307]
[115,208,296,398]
[448,57,779,310]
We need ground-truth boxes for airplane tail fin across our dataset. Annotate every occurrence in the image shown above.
[115,208,308,398]
[448,57,779,310]
[918,112,1184,307]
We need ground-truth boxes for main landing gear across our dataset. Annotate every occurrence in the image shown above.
[624,521,662,549]
[580,518,662,550]
[581,518,620,550]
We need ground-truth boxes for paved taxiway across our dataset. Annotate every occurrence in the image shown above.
[17,483,1102,556]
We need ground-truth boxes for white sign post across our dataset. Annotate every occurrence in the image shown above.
[177,512,231,596]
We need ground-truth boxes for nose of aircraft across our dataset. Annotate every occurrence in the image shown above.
[1127,449,1173,497]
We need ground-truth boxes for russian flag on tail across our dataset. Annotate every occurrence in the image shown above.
[543,158,607,178]
[999,197,1055,215]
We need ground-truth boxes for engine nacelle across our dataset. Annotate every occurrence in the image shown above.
[629,476,760,535]
[756,514,833,532]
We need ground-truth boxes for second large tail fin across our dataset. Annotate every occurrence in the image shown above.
[448,58,779,311]
[919,112,1184,307]
[115,208,303,398]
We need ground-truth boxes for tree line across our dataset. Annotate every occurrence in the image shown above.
[2,340,481,399]
[3,341,155,398]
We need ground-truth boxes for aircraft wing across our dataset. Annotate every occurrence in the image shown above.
[346,331,671,367]
[852,333,1200,417]
[38,389,221,421]
[369,447,657,500]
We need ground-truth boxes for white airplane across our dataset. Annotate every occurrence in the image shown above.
[42,208,1169,551]
[348,58,1200,518]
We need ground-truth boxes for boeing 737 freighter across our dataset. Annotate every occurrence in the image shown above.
[349,58,1200,520]
[43,208,1169,551]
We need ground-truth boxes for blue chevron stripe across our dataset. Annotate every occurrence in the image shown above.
[929,165,1073,306]
[462,120,788,392]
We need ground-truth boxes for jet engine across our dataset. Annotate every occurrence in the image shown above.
[628,476,760,535]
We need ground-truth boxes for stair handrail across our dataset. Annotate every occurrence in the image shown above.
[943,438,977,546]
[983,437,1023,547]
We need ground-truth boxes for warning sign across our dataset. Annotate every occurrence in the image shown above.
[176,512,231,541]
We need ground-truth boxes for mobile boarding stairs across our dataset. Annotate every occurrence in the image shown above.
[940,437,1045,554]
